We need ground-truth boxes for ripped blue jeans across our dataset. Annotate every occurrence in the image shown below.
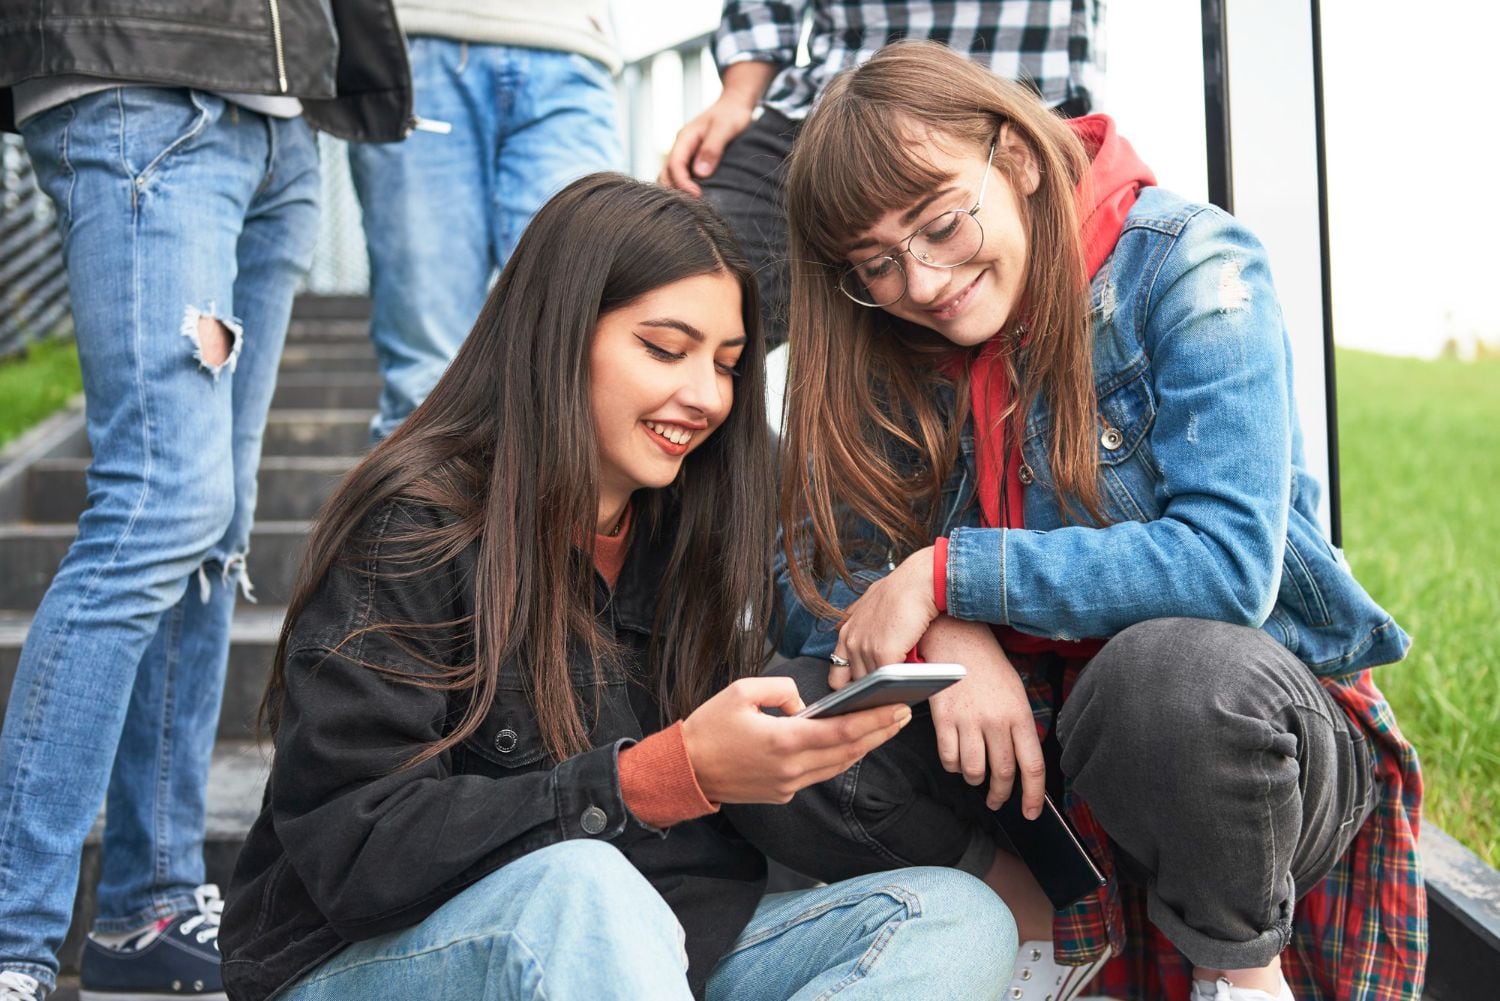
[0,87,319,987]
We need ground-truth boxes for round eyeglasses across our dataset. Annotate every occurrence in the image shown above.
[838,136,998,308]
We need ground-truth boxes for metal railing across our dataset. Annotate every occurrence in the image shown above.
[0,133,70,358]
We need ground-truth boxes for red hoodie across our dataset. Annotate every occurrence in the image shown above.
[934,116,1155,657]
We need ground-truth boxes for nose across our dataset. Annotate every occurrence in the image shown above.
[902,255,950,306]
[676,355,732,422]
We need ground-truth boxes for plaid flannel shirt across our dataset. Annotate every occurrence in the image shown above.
[713,0,1104,120]
[1014,655,1427,1000]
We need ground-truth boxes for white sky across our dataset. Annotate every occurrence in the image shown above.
[614,0,1497,359]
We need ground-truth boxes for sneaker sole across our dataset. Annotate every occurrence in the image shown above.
[79,992,227,1001]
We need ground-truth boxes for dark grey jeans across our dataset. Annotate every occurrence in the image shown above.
[699,109,801,348]
[729,618,1375,971]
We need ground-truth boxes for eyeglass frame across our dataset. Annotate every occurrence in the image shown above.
[838,133,1001,308]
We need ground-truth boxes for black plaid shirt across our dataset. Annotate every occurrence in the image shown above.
[714,0,1103,120]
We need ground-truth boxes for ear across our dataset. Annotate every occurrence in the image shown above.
[1000,124,1042,197]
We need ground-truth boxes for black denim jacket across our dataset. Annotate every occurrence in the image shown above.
[221,502,767,1000]
[0,0,412,140]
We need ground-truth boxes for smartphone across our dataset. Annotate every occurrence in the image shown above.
[992,791,1107,910]
[795,663,966,718]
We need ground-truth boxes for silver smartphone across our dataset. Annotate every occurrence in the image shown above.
[795,663,966,718]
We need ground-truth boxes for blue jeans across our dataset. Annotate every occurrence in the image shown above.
[276,840,1017,1000]
[348,37,624,440]
[0,88,319,988]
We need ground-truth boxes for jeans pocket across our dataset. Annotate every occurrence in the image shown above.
[120,87,217,187]
[18,102,78,229]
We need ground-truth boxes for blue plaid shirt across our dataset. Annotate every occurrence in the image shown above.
[713,0,1103,120]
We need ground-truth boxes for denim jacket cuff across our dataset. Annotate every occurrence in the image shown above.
[946,526,1008,625]
[554,739,670,843]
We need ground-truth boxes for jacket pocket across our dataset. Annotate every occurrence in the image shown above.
[1094,371,1158,522]
[462,697,552,769]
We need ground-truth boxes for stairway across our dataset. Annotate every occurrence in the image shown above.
[0,297,377,998]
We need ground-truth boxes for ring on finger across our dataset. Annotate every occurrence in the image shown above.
[829,653,850,668]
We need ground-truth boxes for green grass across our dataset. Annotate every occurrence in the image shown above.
[0,337,83,451]
[1336,348,1500,865]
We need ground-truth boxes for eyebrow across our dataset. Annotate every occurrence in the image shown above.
[639,318,747,348]
[844,186,958,253]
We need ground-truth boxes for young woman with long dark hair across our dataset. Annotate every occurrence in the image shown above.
[740,41,1423,1001]
[217,173,1017,1001]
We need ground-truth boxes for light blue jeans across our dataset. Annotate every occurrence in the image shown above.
[276,840,1017,1000]
[0,88,319,989]
[347,36,624,441]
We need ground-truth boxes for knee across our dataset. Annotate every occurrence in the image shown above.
[1062,617,1270,739]
[507,840,677,931]
[899,868,1017,985]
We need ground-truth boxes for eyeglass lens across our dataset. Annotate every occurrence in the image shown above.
[839,210,984,307]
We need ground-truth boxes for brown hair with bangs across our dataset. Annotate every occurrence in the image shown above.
[781,40,1103,620]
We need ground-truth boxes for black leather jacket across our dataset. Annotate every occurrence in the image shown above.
[220,502,767,1000]
[0,0,411,139]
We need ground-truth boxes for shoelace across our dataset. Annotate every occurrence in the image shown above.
[178,884,224,948]
[0,970,41,1001]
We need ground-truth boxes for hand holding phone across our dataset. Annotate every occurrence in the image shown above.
[681,676,914,805]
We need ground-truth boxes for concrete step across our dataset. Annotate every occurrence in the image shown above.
[23,456,357,525]
[264,409,371,457]
[0,521,309,610]
[276,341,379,375]
[0,607,285,742]
[285,317,369,344]
[271,372,381,410]
[57,740,269,980]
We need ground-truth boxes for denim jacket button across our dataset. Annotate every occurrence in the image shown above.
[1100,427,1124,451]
[1018,463,1035,485]
[580,805,608,834]
[494,728,519,754]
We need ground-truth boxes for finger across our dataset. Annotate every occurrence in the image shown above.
[732,675,805,716]
[800,709,912,777]
[933,715,960,773]
[1013,724,1047,820]
[984,728,1018,810]
[691,120,734,179]
[662,127,704,196]
[958,722,988,786]
[828,641,852,690]
[827,662,851,691]
[793,703,910,752]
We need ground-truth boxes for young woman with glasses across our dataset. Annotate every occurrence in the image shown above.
[739,40,1422,1001]
[216,173,1019,1001]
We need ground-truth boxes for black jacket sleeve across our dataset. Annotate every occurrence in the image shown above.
[270,504,662,941]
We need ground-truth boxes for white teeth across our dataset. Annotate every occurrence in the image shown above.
[645,421,692,446]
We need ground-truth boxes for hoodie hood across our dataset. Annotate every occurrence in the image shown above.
[1068,115,1157,279]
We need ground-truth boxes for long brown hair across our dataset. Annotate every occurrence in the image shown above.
[261,173,775,764]
[781,40,1103,619]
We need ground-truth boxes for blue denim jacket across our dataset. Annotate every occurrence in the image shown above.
[780,187,1409,677]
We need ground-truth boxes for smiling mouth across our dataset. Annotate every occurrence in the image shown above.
[644,420,695,446]
[926,270,985,319]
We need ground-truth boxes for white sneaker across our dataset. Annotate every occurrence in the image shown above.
[0,971,43,1001]
[1192,976,1295,1001]
[1007,940,1111,1001]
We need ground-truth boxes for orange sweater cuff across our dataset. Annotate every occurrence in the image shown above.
[618,720,718,828]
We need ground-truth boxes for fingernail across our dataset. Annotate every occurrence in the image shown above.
[893,707,912,726]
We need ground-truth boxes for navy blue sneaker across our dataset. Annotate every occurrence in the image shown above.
[79,885,226,1001]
